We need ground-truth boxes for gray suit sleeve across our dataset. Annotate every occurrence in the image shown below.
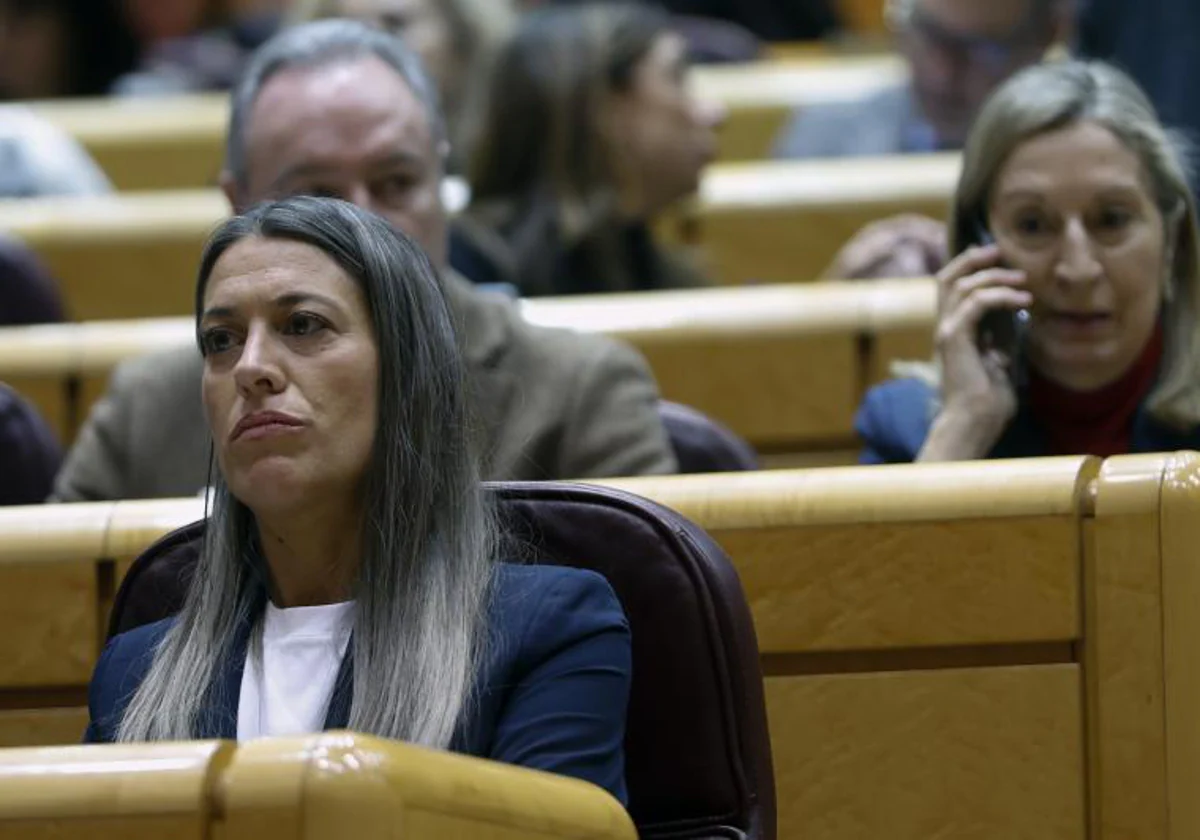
[558,339,678,478]
[50,363,137,502]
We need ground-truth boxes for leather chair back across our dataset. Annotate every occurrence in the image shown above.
[108,481,775,839]
[659,401,759,473]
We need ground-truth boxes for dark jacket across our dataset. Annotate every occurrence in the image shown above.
[855,378,1200,464]
[450,215,709,298]
[85,563,632,804]
[0,384,62,505]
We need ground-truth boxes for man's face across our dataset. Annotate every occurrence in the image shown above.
[226,54,448,269]
[901,0,1053,148]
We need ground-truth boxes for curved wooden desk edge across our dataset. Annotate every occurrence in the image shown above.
[221,732,637,840]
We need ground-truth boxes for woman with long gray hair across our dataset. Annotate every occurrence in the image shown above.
[83,195,632,804]
[857,60,1200,463]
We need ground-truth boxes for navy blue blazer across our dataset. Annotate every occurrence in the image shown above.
[855,378,1200,463]
[84,563,632,804]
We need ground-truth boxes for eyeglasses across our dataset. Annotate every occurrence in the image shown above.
[886,0,1046,76]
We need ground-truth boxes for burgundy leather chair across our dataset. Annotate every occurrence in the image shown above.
[659,401,760,473]
[108,481,776,840]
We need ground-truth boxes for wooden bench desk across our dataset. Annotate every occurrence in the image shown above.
[0,153,954,319]
[1,453,1198,839]
[0,733,635,839]
[26,57,906,192]
[0,279,938,458]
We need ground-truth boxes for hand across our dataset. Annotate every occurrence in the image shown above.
[917,245,1033,462]
[823,214,948,280]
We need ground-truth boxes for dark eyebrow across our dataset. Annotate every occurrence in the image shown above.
[200,292,344,322]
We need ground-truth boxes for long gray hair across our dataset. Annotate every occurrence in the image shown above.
[117,196,497,745]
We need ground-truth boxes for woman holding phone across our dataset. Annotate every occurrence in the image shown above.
[856,60,1200,463]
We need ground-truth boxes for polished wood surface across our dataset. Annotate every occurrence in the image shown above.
[0,278,937,453]
[2,455,1197,840]
[0,733,635,840]
[768,666,1085,840]
[27,58,904,192]
[0,154,950,319]
[683,153,957,283]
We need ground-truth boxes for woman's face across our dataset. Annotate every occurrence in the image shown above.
[988,120,1170,391]
[606,32,725,217]
[199,237,379,516]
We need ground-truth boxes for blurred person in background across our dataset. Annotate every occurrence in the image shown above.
[779,0,1073,282]
[856,61,1200,464]
[1077,0,1200,190]
[451,3,724,297]
[52,19,677,503]
[517,0,838,43]
[292,0,515,170]
[114,0,292,94]
[0,384,60,505]
[0,0,139,99]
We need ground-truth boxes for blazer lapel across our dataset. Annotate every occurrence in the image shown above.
[195,614,254,740]
[323,638,354,730]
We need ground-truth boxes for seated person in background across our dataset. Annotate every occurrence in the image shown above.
[0,108,112,197]
[856,60,1200,463]
[1077,0,1200,193]
[451,3,724,297]
[0,236,66,325]
[52,20,676,503]
[0,384,61,505]
[783,0,1073,281]
[0,0,139,99]
[86,196,632,805]
[292,0,516,171]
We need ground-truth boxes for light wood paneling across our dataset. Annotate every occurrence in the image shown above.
[689,154,957,284]
[728,516,1079,653]
[0,709,88,748]
[767,665,1086,840]
[0,278,939,453]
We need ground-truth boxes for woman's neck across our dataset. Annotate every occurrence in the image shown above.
[255,501,362,608]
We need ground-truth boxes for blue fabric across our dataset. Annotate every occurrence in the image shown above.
[84,563,632,804]
[855,377,1200,464]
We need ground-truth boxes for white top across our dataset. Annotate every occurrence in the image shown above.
[237,600,355,741]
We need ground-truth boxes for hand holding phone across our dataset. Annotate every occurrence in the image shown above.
[973,227,1030,387]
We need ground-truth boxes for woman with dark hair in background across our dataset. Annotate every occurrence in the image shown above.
[451,2,725,297]
[0,0,139,99]
[84,196,632,803]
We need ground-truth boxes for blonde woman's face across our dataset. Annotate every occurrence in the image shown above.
[988,120,1169,391]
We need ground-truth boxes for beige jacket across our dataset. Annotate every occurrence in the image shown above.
[52,274,676,501]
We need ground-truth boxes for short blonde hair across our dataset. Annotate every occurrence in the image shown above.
[942,60,1200,427]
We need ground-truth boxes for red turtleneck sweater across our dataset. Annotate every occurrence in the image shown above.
[1027,326,1164,457]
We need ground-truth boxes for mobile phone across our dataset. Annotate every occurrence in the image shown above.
[973,225,1029,385]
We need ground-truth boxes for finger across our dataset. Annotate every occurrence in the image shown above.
[983,349,1016,387]
[940,287,1034,344]
[941,268,1028,313]
[936,244,1005,289]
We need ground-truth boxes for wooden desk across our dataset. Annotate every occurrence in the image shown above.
[0,153,954,317]
[0,733,635,839]
[679,153,958,284]
[0,279,937,457]
[2,453,1198,839]
[27,57,906,192]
